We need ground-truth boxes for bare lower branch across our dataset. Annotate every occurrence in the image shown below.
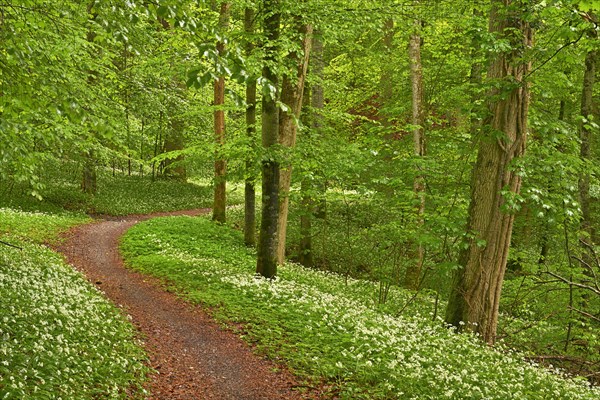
[544,271,600,296]
[568,306,600,324]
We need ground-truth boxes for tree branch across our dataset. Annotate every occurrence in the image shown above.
[526,31,586,79]
[0,240,23,250]
[568,306,600,324]
[544,270,600,296]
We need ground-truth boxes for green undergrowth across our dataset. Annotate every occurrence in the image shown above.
[85,174,212,215]
[0,208,89,245]
[0,166,212,216]
[0,209,149,399]
[121,216,600,400]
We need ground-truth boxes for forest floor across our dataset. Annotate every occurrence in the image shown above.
[56,210,321,400]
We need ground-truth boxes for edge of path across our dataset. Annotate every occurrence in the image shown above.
[55,209,329,400]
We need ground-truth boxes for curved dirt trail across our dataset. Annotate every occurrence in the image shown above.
[58,210,317,400]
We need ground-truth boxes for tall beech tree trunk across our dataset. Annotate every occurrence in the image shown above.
[404,18,426,290]
[310,31,327,219]
[445,0,533,344]
[256,0,281,279]
[275,22,313,265]
[213,2,230,223]
[244,7,257,246]
[299,31,324,268]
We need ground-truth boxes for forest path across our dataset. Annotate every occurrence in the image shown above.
[57,210,315,400]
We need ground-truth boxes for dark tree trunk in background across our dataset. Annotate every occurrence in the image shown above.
[212,2,230,223]
[299,31,324,269]
[82,150,97,194]
[538,101,566,265]
[299,85,313,268]
[256,0,281,279]
[445,0,533,344]
[162,117,186,181]
[244,6,257,246]
[311,32,327,219]
[155,11,186,182]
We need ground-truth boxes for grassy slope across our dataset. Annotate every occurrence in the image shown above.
[0,172,216,399]
[121,216,600,400]
[0,208,150,399]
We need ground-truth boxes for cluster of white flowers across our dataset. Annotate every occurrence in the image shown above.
[126,216,600,400]
[0,208,50,218]
[0,240,147,398]
[0,208,89,244]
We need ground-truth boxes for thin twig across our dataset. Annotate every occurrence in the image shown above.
[526,31,586,79]
[0,240,22,250]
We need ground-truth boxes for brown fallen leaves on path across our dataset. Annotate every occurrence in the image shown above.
[57,209,325,400]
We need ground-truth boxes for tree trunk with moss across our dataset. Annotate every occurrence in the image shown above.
[256,0,281,279]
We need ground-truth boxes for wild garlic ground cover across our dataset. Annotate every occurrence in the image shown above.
[0,208,148,399]
[87,174,213,215]
[0,208,89,244]
[121,216,600,400]
[0,167,214,217]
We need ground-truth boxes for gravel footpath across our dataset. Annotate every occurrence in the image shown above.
[57,210,322,400]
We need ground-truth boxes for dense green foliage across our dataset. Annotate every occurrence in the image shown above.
[2,0,600,393]
[0,209,149,399]
[121,216,600,399]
